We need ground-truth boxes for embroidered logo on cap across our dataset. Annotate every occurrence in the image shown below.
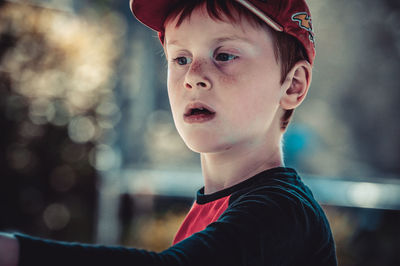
[291,12,315,45]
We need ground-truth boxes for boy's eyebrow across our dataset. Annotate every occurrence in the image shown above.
[213,36,254,45]
[166,35,254,47]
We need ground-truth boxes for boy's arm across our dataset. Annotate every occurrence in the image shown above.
[0,233,19,266]
[11,231,234,266]
[3,188,337,266]
[13,231,237,266]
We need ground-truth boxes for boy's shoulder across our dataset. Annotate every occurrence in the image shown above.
[192,167,337,266]
[227,167,311,204]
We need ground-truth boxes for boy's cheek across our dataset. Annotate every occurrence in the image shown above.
[167,80,184,107]
[217,72,239,86]
[168,68,188,87]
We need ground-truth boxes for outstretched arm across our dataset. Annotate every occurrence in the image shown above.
[0,187,336,266]
[0,233,19,266]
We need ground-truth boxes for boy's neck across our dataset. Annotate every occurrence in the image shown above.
[200,141,283,195]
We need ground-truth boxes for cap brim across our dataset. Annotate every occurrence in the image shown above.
[235,0,283,31]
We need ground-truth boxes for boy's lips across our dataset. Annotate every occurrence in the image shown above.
[184,102,216,116]
[183,102,216,123]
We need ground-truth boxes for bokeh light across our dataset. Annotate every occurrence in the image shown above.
[43,203,71,231]
[0,1,125,146]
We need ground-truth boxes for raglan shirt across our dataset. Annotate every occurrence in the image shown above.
[14,167,338,266]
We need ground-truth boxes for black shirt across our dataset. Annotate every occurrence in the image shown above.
[15,167,337,266]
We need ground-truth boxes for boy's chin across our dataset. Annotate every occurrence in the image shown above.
[182,138,232,154]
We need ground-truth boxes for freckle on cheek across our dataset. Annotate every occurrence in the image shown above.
[191,62,201,72]
[191,59,208,74]
[219,74,237,85]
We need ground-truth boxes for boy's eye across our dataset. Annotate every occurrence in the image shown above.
[215,53,238,62]
[174,56,192,65]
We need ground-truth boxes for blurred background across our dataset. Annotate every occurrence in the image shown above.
[0,0,399,265]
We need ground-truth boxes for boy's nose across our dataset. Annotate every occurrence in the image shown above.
[184,60,212,90]
[185,80,210,90]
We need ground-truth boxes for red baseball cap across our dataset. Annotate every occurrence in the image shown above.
[130,0,315,65]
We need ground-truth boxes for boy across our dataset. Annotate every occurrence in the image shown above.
[0,0,337,265]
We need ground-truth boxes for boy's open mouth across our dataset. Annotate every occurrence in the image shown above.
[184,103,215,116]
[184,103,216,123]
[185,107,214,116]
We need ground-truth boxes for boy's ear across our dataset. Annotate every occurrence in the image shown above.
[279,60,312,110]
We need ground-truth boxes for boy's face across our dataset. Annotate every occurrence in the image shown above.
[164,7,284,153]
